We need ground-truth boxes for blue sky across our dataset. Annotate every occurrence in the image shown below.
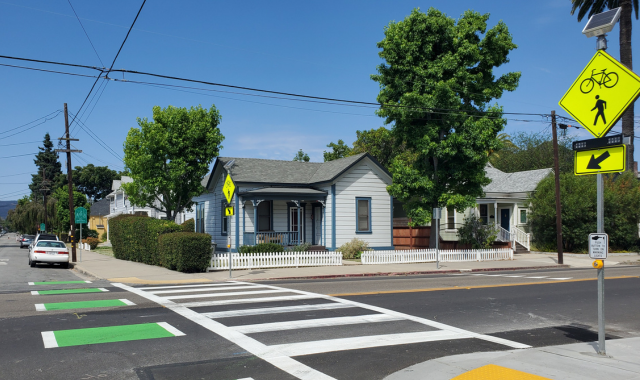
[1,0,639,201]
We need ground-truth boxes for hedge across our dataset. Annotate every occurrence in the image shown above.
[158,232,212,272]
[238,242,284,253]
[109,215,182,265]
[181,218,195,232]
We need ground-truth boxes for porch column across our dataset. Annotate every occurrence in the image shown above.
[242,201,245,242]
[253,200,258,245]
[297,203,301,244]
[319,200,326,247]
[494,202,498,228]
[513,203,518,231]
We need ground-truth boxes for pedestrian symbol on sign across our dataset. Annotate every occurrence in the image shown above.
[591,95,607,125]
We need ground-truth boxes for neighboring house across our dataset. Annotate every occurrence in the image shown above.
[87,198,110,238]
[182,153,394,252]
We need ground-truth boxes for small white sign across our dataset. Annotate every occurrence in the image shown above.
[589,233,608,259]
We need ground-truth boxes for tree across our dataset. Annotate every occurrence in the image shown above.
[73,164,121,202]
[323,140,352,162]
[123,104,224,222]
[571,0,638,170]
[372,8,520,247]
[52,187,90,233]
[29,133,65,199]
[351,127,404,169]
[489,131,576,173]
[458,213,498,249]
[293,149,310,162]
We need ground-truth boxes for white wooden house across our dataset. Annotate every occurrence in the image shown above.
[182,153,394,252]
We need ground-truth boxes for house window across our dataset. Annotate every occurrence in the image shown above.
[221,201,228,235]
[447,206,455,230]
[195,203,205,233]
[479,205,488,225]
[356,198,371,233]
[520,209,527,224]
[258,201,271,231]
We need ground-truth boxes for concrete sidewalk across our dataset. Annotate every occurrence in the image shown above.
[69,248,614,284]
[385,337,640,380]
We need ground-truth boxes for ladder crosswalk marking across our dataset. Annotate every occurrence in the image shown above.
[31,288,109,295]
[149,285,264,295]
[164,289,292,300]
[29,281,91,285]
[140,283,239,290]
[547,277,572,280]
[527,276,549,279]
[201,303,354,319]
[35,299,136,311]
[233,314,403,334]
[178,294,322,308]
[455,273,572,280]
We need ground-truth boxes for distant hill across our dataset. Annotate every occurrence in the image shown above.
[0,200,17,218]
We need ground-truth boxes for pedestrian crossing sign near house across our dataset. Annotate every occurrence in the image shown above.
[222,174,235,204]
[559,50,640,138]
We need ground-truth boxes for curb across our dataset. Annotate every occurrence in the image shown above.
[71,264,101,280]
[241,264,572,282]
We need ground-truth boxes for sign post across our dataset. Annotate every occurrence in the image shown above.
[74,207,87,262]
[222,174,235,278]
[433,208,441,269]
[589,232,608,355]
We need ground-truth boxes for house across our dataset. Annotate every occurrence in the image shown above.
[87,198,110,239]
[182,153,394,252]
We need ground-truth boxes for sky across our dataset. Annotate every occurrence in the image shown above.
[1,0,639,202]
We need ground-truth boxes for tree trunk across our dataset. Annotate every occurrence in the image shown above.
[620,0,635,170]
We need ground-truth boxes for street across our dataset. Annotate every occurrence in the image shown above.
[2,234,639,380]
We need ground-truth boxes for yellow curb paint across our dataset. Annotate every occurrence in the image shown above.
[107,277,212,285]
[328,275,640,297]
[452,364,551,380]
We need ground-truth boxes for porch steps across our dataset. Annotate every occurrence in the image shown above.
[308,245,327,252]
[515,242,530,254]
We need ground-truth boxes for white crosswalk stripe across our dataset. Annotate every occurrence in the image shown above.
[453,273,573,280]
[115,280,529,380]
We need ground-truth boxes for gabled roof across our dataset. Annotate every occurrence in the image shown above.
[90,198,110,216]
[483,166,552,193]
[208,153,390,187]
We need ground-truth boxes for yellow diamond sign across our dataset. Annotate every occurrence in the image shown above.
[559,50,640,138]
[575,144,626,175]
[222,174,235,203]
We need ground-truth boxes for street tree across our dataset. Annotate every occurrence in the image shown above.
[571,0,638,169]
[52,187,90,233]
[122,104,224,222]
[29,133,65,199]
[372,8,520,247]
[73,164,121,202]
[489,131,576,173]
[351,127,403,170]
[293,149,310,162]
[323,140,352,162]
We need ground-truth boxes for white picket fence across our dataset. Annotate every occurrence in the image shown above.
[361,248,513,265]
[209,251,343,271]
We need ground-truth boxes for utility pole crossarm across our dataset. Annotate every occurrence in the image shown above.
[54,149,82,153]
[57,138,79,141]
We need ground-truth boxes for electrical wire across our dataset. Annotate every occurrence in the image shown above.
[0,111,62,139]
[0,141,41,147]
[67,0,104,67]
[0,153,39,159]
[67,111,123,161]
[0,171,33,178]
[0,62,99,79]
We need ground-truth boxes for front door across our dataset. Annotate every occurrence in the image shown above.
[500,208,510,231]
[313,206,322,245]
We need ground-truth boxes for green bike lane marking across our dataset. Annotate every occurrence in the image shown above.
[29,281,91,285]
[41,322,185,348]
[31,288,109,295]
[35,299,136,311]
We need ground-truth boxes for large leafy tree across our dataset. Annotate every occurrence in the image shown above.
[489,131,577,173]
[571,0,638,170]
[323,140,353,162]
[29,133,65,199]
[292,149,310,162]
[73,164,121,202]
[52,187,90,233]
[123,104,224,222]
[372,8,520,247]
[351,127,404,170]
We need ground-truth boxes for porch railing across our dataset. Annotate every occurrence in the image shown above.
[243,231,301,246]
[511,226,531,251]
[496,226,511,242]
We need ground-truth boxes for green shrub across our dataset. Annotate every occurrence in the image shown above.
[238,243,284,253]
[288,243,311,252]
[109,215,182,265]
[458,213,498,249]
[100,231,107,242]
[338,238,371,259]
[158,232,212,272]
[85,229,99,238]
[82,237,100,250]
[181,218,195,232]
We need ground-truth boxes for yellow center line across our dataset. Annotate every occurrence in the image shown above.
[328,275,640,297]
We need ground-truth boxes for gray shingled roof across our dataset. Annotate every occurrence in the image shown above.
[91,198,110,216]
[214,153,385,185]
[483,166,552,193]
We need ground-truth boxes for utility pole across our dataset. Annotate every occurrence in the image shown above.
[55,104,81,261]
[40,168,50,233]
[551,110,564,265]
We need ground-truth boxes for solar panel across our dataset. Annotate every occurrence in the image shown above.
[583,8,621,38]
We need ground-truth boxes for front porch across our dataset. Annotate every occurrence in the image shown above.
[477,200,530,252]
[239,188,327,247]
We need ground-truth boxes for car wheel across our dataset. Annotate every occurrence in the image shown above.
[61,262,69,269]
[30,258,36,267]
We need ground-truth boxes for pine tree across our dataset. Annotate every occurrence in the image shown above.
[29,133,65,200]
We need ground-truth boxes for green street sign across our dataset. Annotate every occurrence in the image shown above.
[75,207,87,224]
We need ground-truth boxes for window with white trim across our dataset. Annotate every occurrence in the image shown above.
[447,206,455,230]
[479,204,488,225]
[520,209,527,224]
[356,198,371,233]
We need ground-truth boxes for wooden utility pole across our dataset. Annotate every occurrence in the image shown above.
[40,168,49,233]
[55,104,81,261]
[551,111,564,265]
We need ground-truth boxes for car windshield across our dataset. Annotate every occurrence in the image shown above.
[25,235,35,239]
[36,241,66,248]
[37,235,57,241]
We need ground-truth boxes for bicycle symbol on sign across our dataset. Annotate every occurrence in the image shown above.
[580,68,619,94]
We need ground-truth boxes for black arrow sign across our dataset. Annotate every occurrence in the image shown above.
[587,151,611,169]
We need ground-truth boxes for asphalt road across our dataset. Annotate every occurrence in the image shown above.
[1,233,639,380]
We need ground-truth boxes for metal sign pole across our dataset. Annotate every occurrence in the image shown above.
[228,234,232,279]
[433,208,441,269]
[597,173,605,355]
[79,223,82,262]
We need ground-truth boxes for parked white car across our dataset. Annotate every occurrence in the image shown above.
[29,241,70,268]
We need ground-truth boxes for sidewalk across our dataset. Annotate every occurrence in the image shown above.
[385,337,640,380]
[70,249,612,284]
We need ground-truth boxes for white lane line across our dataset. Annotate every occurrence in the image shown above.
[234,314,403,334]
[28,282,35,285]
[41,331,58,348]
[150,285,263,295]
[139,282,240,290]
[503,275,525,278]
[31,291,40,295]
[113,283,335,380]
[119,299,136,306]
[164,289,291,300]
[35,304,46,311]
[262,331,467,358]
[202,303,354,319]
[548,277,572,280]
[157,322,186,337]
[527,276,549,279]
[178,295,323,308]
[471,274,487,276]
[245,281,531,350]
[98,288,109,292]
[0,262,7,265]
[237,378,255,380]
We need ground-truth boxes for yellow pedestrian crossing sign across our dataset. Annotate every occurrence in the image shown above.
[574,145,626,175]
[559,50,640,138]
[222,174,235,203]
[225,206,234,216]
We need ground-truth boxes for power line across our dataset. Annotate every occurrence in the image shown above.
[0,171,33,178]
[0,111,62,139]
[0,140,41,147]
[0,153,39,159]
[0,110,61,134]
[67,110,123,162]
[0,62,99,79]
[66,0,104,67]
